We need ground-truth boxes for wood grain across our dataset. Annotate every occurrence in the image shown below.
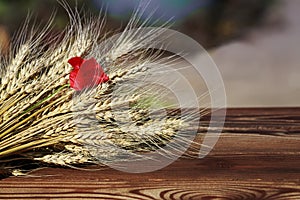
[0,108,299,199]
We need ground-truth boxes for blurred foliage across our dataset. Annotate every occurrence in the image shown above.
[0,0,94,35]
[0,0,277,49]
[199,0,278,47]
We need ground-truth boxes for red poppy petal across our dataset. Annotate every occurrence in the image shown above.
[69,57,109,91]
[68,57,84,70]
[96,73,109,84]
[69,69,81,90]
[103,74,109,82]
[73,58,99,89]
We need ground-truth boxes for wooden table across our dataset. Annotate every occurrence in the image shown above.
[0,108,299,199]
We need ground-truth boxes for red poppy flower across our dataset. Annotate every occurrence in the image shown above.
[68,57,109,91]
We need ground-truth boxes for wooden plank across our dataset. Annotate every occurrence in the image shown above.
[199,107,300,134]
[0,108,299,199]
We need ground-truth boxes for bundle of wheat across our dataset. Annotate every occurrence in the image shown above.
[0,4,209,176]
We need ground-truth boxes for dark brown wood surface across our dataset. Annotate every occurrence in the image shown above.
[0,108,299,199]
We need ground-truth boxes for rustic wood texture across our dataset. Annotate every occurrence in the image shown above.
[0,108,299,199]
